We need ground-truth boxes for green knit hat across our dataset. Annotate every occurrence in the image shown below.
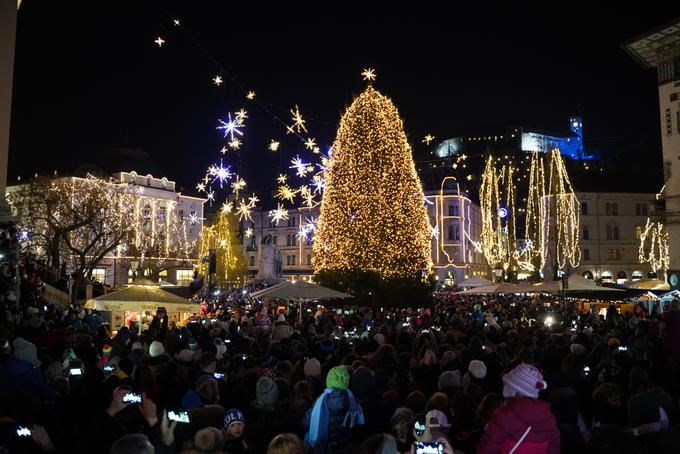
[326,366,350,389]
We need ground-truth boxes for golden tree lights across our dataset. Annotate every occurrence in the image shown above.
[523,151,546,272]
[479,157,516,271]
[638,219,669,275]
[313,86,432,279]
[197,211,246,287]
[545,149,580,272]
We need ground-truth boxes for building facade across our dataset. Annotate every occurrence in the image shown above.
[624,20,680,289]
[241,178,489,285]
[9,171,205,287]
[573,192,656,284]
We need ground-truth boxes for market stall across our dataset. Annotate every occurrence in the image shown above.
[84,282,202,333]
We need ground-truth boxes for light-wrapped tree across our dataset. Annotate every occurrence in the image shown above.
[313,86,432,304]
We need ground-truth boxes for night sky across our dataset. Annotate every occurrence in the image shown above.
[8,2,680,199]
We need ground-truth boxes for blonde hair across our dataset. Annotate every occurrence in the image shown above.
[267,433,304,454]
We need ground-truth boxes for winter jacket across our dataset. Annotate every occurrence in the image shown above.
[477,397,560,454]
[0,357,59,401]
[303,388,354,451]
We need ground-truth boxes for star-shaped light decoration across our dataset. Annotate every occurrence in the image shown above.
[312,175,325,194]
[245,227,253,238]
[269,140,280,151]
[206,190,215,203]
[304,138,317,150]
[246,91,256,100]
[231,176,246,194]
[213,75,223,86]
[277,174,287,184]
[247,193,259,206]
[313,146,321,154]
[220,146,228,154]
[154,37,165,47]
[196,182,206,192]
[228,138,241,149]
[290,156,310,177]
[277,185,297,202]
[217,113,244,141]
[173,19,181,26]
[466,174,472,181]
[452,163,458,169]
[423,134,435,145]
[189,212,199,225]
[235,109,248,123]
[268,204,289,225]
[236,199,253,221]
[221,201,233,214]
[288,105,308,134]
[361,68,376,82]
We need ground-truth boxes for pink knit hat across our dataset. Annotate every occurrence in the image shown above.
[502,363,547,399]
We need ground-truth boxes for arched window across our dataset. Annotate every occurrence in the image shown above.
[613,226,620,240]
[582,271,594,280]
[601,271,613,281]
[617,271,627,279]
[583,226,589,240]
[632,270,643,280]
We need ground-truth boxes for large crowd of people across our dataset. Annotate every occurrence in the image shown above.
[1,272,680,453]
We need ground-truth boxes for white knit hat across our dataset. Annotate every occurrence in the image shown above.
[149,341,165,357]
[502,363,547,399]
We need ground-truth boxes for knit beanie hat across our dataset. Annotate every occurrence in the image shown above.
[256,376,279,406]
[102,344,112,355]
[502,363,547,399]
[12,337,40,367]
[438,370,462,390]
[326,366,350,390]
[223,408,245,430]
[304,358,321,377]
[149,341,165,357]
[468,360,487,379]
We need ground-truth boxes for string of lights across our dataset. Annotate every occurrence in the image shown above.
[313,84,432,279]
[638,218,669,274]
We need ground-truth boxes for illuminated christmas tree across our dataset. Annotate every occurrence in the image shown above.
[313,86,432,283]
[197,211,246,288]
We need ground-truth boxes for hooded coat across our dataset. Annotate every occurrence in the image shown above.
[477,397,560,454]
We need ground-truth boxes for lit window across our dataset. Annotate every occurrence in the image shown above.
[92,268,106,283]
[176,269,194,286]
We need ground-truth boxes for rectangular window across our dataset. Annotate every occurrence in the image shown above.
[291,255,296,265]
[307,254,312,265]
[286,256,291,265]
[615,249,621,261]
[273,236,277,246]
[92,268,106,283]
[454,225,460,240]
[447,224,455,240]
[605,203,611,216]
[608,249,614,261]
[581,202,588,216]
[448,205,455,216]
[636,203,641,217]
[454,205,459,216]
[612,203,618,216]
[176,269,194,286]
[583,249,590,261]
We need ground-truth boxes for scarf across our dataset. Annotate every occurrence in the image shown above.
[305,388,364,446]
